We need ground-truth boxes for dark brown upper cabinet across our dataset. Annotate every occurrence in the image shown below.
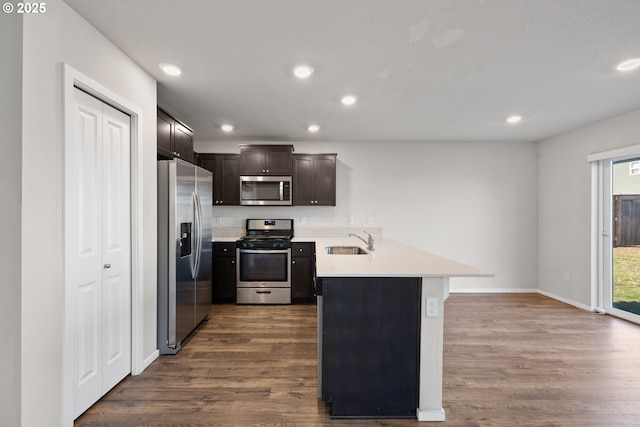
[239,145,293,175]
[198,153,240,205]
[157,107,194,163]
[293,154,337,206]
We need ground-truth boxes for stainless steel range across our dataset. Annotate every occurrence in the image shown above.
[236,219,294,304]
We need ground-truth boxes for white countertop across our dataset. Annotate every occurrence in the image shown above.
[212,235,491,278]
[312,236,491,278]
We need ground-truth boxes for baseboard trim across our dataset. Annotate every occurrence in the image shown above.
[450,288,538,294]
[449,288,596,313]
[417,407,446,422]
[536,289,594,312]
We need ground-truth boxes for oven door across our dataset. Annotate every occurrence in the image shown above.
[236,248,291,288]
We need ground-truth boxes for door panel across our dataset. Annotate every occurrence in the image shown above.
[68,88,131,418]
[102,272,129,391]
[602,159,640,324]
[77,280,100,387]
[195,167,212,322]
[70,90,104,416]
[101,103,131,391]
[315,156,336,206]
[174,160,197,345]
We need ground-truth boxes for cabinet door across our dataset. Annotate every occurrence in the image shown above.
[212,243,237,303]
[239,147,265,175]
[293,154,336,206]
[197,154,216,203]
[292,155,314,205]
[266,146,293,175]
[314,155,336,206]
[291,242,316,302]
[174,123,194,163]
[292,256,313,301]
[240,145,293,175]
[198,154,240,205]
[218,155,240,205]
[157,109,174,158]
[213,256,236,303]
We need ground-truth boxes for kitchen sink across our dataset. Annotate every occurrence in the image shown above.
[325,246,369,255]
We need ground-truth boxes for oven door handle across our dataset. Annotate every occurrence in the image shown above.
[237,248,291,254]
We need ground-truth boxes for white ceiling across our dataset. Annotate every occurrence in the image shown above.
[63,0,640,143]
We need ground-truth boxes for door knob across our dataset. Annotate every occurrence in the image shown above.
[104,263,111,269]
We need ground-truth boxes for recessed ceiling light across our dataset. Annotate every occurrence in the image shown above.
[307,124,320,133]
[616,58,640,72]
[159,63,182,76]
[293,64,314,79]
[506,115,522,124]
[341,94,357,106]
[220,124,234,132]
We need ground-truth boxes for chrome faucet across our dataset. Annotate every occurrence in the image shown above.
[348,230,375,252]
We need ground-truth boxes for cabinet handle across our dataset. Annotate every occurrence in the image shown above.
[292,260,296,264]
[223,248,227,252]
[266,169,270,173]
[262,169,266,173]
[104,263,111,269]
[231,260,235,264]
[299,248,303,252]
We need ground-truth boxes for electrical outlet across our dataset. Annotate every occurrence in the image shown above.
[563,272,570,282]
[348,216,354,225]
[367,217,374,225]
[426,298,438,317]
[300,217,306,225]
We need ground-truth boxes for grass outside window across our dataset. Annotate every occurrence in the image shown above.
[613,246,640,315]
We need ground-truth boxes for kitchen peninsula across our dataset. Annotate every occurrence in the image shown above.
[314,236,491,421]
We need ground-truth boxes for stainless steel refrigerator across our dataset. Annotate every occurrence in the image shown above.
[157,158,212,354]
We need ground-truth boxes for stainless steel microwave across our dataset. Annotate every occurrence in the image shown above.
[240,176,292,205]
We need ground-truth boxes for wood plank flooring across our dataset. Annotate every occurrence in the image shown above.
[75,293,640,426]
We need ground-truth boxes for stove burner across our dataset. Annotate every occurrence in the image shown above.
[236,219,294,249]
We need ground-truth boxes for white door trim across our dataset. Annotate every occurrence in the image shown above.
[62,63,146,426]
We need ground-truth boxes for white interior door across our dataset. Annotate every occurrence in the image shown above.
[101,101,132,392]
[66,88,131,418]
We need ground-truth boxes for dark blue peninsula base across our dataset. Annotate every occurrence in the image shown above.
[317,277,422,418]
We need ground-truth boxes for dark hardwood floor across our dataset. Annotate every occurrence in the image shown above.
[75,293,640,426]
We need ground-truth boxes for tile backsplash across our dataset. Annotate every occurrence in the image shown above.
[212,226,382,238]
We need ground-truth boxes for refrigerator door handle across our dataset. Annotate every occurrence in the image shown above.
[192,191,203,279]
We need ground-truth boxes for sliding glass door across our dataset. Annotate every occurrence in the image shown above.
[603,158,640,323]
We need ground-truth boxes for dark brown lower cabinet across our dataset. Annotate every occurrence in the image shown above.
[212,242,236,303]
[291,242,316,303]
[319,277,421,418]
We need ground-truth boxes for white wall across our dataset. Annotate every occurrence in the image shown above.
[21,1,157,425]
[538,108,640,307]
[0,11,23,427]
[195,139,539,292]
